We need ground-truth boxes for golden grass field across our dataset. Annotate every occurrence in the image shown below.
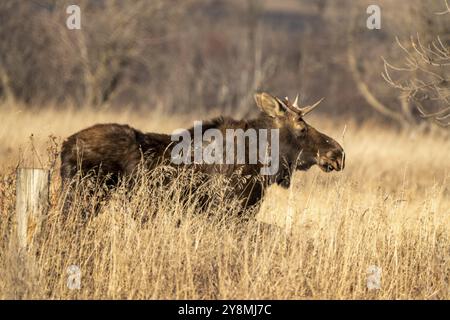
[0,103,449,299]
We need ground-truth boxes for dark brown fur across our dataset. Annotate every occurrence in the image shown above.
[61,93,345,210]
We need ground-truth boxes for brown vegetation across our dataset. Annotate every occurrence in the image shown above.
[0,105,449,299]
[0,0,449,300]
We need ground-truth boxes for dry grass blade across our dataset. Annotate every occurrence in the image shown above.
[2,106,449,300]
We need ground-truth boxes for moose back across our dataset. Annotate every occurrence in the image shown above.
[61,92,345,208]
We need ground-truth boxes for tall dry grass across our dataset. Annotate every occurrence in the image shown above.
[0,104,449,299]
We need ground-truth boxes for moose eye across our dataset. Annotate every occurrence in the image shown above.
[292,117,307,136]
[301,127,307,133]
[297,126,307,136]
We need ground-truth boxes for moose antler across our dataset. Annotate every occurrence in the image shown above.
[282,94,324,116]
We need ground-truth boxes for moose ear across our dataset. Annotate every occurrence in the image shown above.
[254,93,286,118]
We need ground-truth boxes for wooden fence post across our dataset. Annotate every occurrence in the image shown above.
[16,168,50,249]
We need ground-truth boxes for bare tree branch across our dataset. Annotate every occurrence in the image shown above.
[383,34,450,128]
[347,8,409,125]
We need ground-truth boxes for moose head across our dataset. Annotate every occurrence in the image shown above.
[254,92,345,185]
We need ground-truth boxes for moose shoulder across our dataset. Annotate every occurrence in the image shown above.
[61,92,345,208]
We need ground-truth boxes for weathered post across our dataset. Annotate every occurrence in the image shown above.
[16,168,50,249]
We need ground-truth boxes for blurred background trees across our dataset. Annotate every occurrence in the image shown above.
[347,0,450,128]
[0,0,449,128]
[382,0,450,127]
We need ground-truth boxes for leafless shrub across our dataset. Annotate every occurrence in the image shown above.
[381,0,450,128]
[0,0,370,117]
[383,35,450,127]
[0,0,189,106]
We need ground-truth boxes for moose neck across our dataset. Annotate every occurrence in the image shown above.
[246,113,278,130]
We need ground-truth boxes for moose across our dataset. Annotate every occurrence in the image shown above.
[60,92,345,210]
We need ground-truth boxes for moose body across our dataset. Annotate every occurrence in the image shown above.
[61,93,345,209]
